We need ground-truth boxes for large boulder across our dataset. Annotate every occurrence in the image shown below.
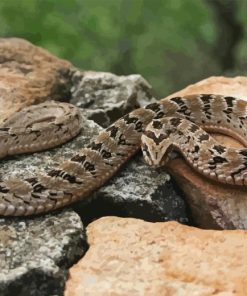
[65,217,247,295]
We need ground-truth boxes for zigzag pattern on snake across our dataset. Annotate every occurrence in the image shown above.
[0,94,247,216]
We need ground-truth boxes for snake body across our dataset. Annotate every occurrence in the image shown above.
[0,94,247,216]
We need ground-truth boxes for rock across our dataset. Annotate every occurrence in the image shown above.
[65,217,247,296]
[0,210,86,296]
[75,154,189,226]
[163,76,247,229]
[71,70,155,127]
[0,38,74,124]
[166,76,247,100]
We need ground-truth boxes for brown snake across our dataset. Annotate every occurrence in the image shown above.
[0,94,247,216]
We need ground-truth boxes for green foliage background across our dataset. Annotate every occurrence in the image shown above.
[0,0,246,98]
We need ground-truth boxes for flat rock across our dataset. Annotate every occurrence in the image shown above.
[65,216,247,296]
[163,76,247,229]
[0,38,74,124]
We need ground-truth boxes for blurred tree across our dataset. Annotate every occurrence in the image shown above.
[0,0,246,97]
[206,0,244,72]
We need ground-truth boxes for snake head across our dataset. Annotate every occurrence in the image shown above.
[141,120,174,168]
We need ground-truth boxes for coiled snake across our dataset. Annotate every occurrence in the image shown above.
[0,94,247,216]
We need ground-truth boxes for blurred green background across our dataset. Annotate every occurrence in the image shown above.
[0,0,246,98]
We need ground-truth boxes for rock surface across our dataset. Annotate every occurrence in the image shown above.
[0,38,73,124]
[75,154,189,226]
[0,210,86,296]
[164,76,247,229]
[71,70,155,127]
[65,217,247,296]
[166,76,247,100]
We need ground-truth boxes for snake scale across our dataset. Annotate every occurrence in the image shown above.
[0,94,247,216]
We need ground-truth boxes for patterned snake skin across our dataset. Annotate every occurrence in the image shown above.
[0,94,247,216]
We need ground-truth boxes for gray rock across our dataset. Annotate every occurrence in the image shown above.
[75,154,189,225]
[0,210,85,296]
[71,70,155,127]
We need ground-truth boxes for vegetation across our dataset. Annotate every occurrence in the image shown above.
[0,0,246,97]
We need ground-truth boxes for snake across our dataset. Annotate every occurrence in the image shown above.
[0,94,247,216]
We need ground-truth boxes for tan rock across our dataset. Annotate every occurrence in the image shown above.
[0,38,73,123]
[166,76,247,100]
[163,76,247,229]
[65,217,247,296]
